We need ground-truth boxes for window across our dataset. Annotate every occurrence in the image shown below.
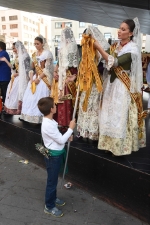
[2,25,6,30]
[9,15,18,21]
[79,33,82,39]
[104,33,111,40]
[29,19,31,23]
[65,22,72,27]
[10,24,18,29]
[1,17,5,21]
[24,25,28,30]
[23,17,28,22]
[55,22,62,29]
[10,32,18,37]
[24,41,28,45]
[29,27,32,31]
[79,22,85,27]
[55,22,72,28]
[55,35,61,42]
[33,28,35,32]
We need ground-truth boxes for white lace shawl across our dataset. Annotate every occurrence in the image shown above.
[15,41,31,101]
[58,27,79,90]
[86,26,110,63]
[35,50,54,85]
[106,40,143,93]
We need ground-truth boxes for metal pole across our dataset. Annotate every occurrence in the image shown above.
[61,84,80,189]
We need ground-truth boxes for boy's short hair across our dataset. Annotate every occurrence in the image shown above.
[38,97,54,116]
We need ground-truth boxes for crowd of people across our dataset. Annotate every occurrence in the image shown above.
[0,17,149,217]
[0,19,149,156]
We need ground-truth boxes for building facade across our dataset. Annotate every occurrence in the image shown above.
[51,17,119,60]
[0,9,51,55]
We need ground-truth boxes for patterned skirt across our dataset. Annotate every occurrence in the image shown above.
[77,83,101,140]
[98,77,146,156]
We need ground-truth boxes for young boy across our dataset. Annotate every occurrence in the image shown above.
[38,97,76,217]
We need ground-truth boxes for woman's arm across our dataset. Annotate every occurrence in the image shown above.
[0,57,12,68]
[116,53,131,67]
[94,41,109,62]
[54,64,59,81]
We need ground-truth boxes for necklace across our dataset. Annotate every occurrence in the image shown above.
[120,41,129,47]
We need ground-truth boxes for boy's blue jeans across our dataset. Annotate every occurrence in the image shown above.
[44,154,63,209]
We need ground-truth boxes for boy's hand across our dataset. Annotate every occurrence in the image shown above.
[69,119,76,130]
[68,135,73,142]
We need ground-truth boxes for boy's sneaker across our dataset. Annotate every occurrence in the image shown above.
[44,206,63,217]
[55,198,66,206]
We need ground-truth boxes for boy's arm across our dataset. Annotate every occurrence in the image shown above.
[47,126,73,145]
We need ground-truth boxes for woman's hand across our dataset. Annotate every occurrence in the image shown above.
[54,71,59,81]
[58,90,63,100]
[34,78,40,85]
[65,74,76,84]
[13,73,19,78]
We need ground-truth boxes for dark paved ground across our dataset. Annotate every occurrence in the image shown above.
[0,145,148,225]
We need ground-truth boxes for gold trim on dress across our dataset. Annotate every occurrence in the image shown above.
[31,52,51,93]
[77,34,103,111]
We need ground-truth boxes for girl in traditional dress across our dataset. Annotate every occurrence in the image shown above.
[77,26,109,140]
[51,27,78,129]
[94,18,147,156]
[20,35,54,123]
[4,41,30,114]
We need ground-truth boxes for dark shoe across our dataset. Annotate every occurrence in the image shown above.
[55,198,66,207]
[19,117,24,121]
[44,206,63,217]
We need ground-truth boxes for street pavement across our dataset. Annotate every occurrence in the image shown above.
[0,145,148,225]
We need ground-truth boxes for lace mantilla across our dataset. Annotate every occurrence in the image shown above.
[15,41,30,101]
[86,26,110,63]
[58,27,79,90]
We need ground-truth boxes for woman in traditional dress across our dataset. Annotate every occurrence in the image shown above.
[4,41,30,114]
[77,26,109,140]
[51,27,78,129]
[20,35,54,123]
[94,18,147,156]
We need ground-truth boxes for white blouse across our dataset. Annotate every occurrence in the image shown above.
[41,117,73,150]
